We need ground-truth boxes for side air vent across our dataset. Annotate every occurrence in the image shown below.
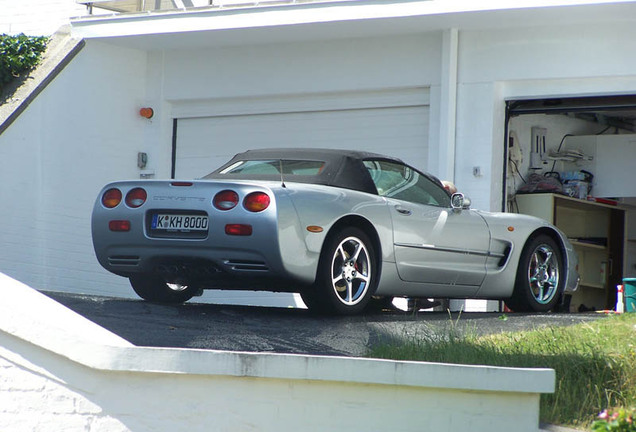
[224,260,269,271]
[108,256,141,266]
[498,246,512,267]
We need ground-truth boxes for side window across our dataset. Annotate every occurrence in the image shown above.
[363,160,450,207]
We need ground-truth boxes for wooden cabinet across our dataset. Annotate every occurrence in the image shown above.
[515,193,625,312]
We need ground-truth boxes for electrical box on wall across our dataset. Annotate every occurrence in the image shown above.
[137,152,148,169]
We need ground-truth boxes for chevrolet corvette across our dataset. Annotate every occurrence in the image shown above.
[91,148,578,314]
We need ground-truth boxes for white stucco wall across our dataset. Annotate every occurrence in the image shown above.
[160,34,441,100]
[455,20,636,210]
[0,40,149,297]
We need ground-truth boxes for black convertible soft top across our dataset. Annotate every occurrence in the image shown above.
[205,148,406,195]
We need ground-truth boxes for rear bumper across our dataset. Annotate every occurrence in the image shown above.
[91,181,318,289]
[97,244,309,291]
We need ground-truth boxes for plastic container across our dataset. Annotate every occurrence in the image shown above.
[622,278,636,313]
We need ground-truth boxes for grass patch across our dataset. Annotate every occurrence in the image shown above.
[368,313,636,429]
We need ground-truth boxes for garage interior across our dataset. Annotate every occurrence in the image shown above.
[505,95,636,312]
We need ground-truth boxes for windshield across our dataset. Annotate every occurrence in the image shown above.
[216,159,325,176]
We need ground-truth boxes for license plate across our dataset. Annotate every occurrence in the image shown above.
[151,214,209,232]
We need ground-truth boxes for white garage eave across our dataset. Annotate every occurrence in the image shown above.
[69,0,636,49]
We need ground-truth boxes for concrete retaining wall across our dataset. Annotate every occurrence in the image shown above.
[0,272,555,431]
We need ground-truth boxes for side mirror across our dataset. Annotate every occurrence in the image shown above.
[451,193,471,210]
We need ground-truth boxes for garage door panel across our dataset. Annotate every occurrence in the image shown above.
[175,95,429,179]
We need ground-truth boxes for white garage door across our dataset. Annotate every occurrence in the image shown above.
[173,88,430,179]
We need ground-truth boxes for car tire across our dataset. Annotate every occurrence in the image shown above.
[129,274,196,304]
[312,227,378,315]
[507,234,564,312]
[299,288,327,314]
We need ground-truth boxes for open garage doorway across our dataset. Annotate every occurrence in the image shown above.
[504,94,636,312]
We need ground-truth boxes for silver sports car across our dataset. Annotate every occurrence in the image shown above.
[92,148,578,315]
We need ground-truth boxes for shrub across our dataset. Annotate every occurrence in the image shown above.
[0,33,48,91]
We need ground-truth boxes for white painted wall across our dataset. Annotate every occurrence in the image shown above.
[0,0,87,35]
[0,40,149,297]
[572,134,636,198]
[455,21,636,210]
[0,272,554,432]
[161,34,442,100]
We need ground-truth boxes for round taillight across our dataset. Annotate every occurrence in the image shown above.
[243,192,270,212]
[102,188,122,208]
[213,190,239,210]
[125,188,147,208]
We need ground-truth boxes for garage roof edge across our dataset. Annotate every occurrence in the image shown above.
[69,0,636,46]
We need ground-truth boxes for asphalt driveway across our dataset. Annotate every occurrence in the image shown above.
[44,291,605,357]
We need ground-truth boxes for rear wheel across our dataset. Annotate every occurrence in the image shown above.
[129,274,197,304]
[507,235,564,312]
[299,288,325,313]
[312,227,378,315]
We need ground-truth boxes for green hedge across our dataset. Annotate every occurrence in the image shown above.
[0,34,48,91]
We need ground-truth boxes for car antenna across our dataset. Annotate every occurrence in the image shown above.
[279,159,286,188]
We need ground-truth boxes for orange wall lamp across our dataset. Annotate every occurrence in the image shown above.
[139,107,154,119]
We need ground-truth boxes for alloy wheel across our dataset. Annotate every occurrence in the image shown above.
[527,244,560,305]
[329,236,372,306]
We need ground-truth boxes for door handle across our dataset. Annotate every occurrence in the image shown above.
[395,206,412,216]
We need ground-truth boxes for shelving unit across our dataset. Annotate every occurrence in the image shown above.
[515,193,625,312]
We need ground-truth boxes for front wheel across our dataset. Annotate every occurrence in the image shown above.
[311,227,378,315]
[507,235,564,312]
[129,274,197,304]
